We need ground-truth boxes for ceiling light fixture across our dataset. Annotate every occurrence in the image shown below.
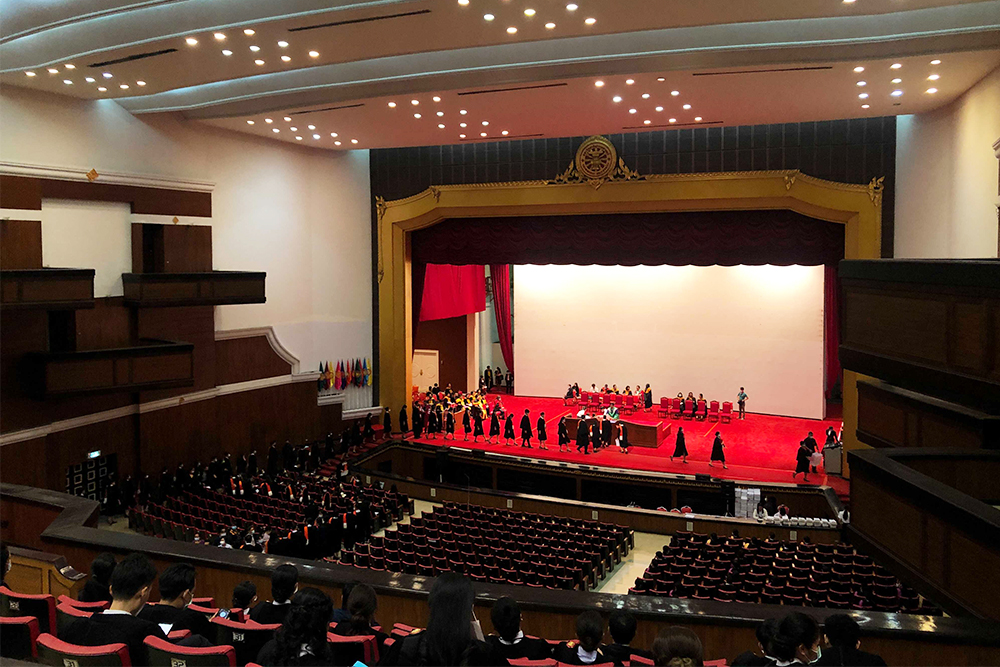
[502,130,509,136]
[460,109,468,115]
[657,77,665,82]
[120,83,129,89]
[566,3,578,10]
[641,93,650,99]
[460,134,467,139]
[47,68,59,74]
[411,99,419,105]
[643,120,651,125]
[682,104,691,110]
[64,64,75,70]
[85,76,95,82]
[335,141,342,145]
[669,118,676,123]
[853,66,864,73]
[295,136,302,141]
[308,124,315,130]
[331,132,339,137]
[308,50,319,58]
[928,74,940,80]
[284,116,291,121]
[926,88,938,94]
[433,96,441,102]
[388,102,397,108]
[481,132,487,137]
[247,120,255,125]
[891,89,903,97]
[265,118,273,123]
[694,116,702,121]
[890,63,902,69]
[250,45,260,52]
[585,17,596,25]
[856,81,866,86]
[437,111,444,117]
[281,55,291,62]
[671,90,680,96]
[460,122,467,128]
[891,78,902,84]
[222,49,233,56]
[439,124,446,129]
[625,79,635,85]
[185,37,198,45]
[458,0,469,5]
[930,59,941,65]
[254,59,265,65]
[63,79,73,85]
[244,29,255,35]
[484,13,495,20]
[103,72,113,78]
[351,139,358,144]
[545,22,556,29]
[272,128,279,133]
[524,8,536,17]
[278,41,288,47]
[290,126,297,131]
[215,32,226,40]
[507,26,517,34]
[414,113,421,118]
[595,80,605,87]
[862,104,870,109]
[612,96,622,103]
[313,134,321,139]
[97,86,107,92]
[858,93,869,99]
[655,106,663,112]
[25,71,35,77]
[136,80,146,86]
[628,108,637,114]
[482,121,489,126]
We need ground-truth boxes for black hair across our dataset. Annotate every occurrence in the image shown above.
[232,580,257,609]
[755,618,779,653]
[575,610,604,652]
[157,563,196,601]
[490,597,522,643]
[652,626,704,667]
[823,614,861,649]
[346,583,378,632]
[271,564,298,603]
[273,588,333,665]
[109,553,158,601]
[90,552,117,585]
[425,573,474,665]
[609,609,637,645]
[770,612,820,661]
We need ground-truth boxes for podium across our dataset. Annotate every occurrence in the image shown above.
[565,416,671,448]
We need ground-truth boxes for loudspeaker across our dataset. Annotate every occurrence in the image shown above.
[472,450,487,459]
[720,480,736,516]
[435,449,450,483]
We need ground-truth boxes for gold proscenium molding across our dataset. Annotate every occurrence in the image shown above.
[550,135,644,189]
[376,157,883,470]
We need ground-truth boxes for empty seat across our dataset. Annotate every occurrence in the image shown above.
[36,632,130,667]
[0,615,40,660]
[0,585,57,635]
[327,632,380,665]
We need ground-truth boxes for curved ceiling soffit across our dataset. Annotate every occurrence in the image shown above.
[110,3,1000,117]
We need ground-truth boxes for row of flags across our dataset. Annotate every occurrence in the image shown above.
[318,358,372,391]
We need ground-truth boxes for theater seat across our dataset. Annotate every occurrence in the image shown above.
[209,617,280,667]
[57,595,110,612]
[0,615,40,660]
[145,635,236,667]
[509,659,557,667]
[36,632,131,667]
[630,655,654,665]
[327,632,380,665]
[0,585,57,635]
[55,602,93,637]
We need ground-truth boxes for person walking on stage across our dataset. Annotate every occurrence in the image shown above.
[537,412,548,450]
[558,416,570,453]
[399,405,409,435]
[591,420,603,451]
[472,406,485,443]
[520,409,533,448]
[445,407,456,441]
[489,408,501,444]
[803,431,819,473]
[484,366,493,390]
[793,440,812,482]
[709,432,727,469]
[576,417,590,455]
[617,422,630,454]
[505,370,514,394]
[737,387,749,419]
[503,412,516,446]
[462,406,472,441]
[671,427,688,464]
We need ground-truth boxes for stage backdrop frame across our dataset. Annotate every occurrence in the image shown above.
[377,165,884,475]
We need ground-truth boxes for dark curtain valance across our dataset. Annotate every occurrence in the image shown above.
[411,210,844,267]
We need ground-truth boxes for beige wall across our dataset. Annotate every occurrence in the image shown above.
[895,66,1000,258]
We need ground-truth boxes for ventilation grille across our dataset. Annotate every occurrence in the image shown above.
[693,66,833,76]
[89,48,177,68]
[289,9,430,32]
[290,103,365,116]
[459,82,568,96]
[460,133,545,141]
[622,120,724,130]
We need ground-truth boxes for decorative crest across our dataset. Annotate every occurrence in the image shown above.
[867,176,885,208]
[549,135,644,189]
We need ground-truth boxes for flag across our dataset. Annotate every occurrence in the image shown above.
[335,361,343,390]
[362,358,368,387]
[317,363,324,391]
[366,358,373,386]
[326,361,334,390]
[354,359,362,387]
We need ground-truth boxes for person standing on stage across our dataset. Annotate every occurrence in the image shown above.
[709,432,727,469]
[737,387,749,419]
[537,412,548,450]
[412,407,424,439]
[484,366,493,390]
[671,427,688,464]
[520,409,533,448]
[644,384,653,411]
[505,370,514,394]
[558,416,570,453]
[601,414,614,450]
[462,405,472,441]
[383,409,392,440]
[400,405,409,435]
[503,412,515,446]
[803,430,819,473]
[793,440,812,481]
[577,417,590,454]
[617,422,630,454]
[426,405,437,440]
[591,419,603,451]
[489,407,501,444]
[473,406,485,443]
[445,407,456,440]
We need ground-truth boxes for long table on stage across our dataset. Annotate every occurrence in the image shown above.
[566,415,671,448]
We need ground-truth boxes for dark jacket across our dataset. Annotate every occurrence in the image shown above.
[602,642,652,663]
[249,601,292,626]
[78,579,113,604]
[61,612,168,667]
[138,603,213,641]
[814,647,888,667]
[380,631,506,666]
[486,634,553,661]
[552,641,622,666]
[256,638,332,667]
[331,620,390,657]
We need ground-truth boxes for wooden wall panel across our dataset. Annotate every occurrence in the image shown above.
[138,398,219,474]
[216,381,322,455]
[0,220,42,269]
[74,297,134,350]
[0,175,211,216]
[413,315,468,392]
[844,291,950,365]
[45,415,139,487]
[214,336,292,385]
[319,402,344,440]
[138,306,215,400]
[0,438,48,488]
[161,225,212,273]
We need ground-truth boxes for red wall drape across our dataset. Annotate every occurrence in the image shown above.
[418,264,485,321]
[824,264,841,397]
[490,264,514,372]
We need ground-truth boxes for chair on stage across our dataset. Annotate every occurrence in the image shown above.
[657,397,670,417]
[612,395,624,412]
[587,394,601,415]
[720,401,733,422]
[670,398,683,419]
[696,400,708,421]
[622,395,635,415]
[600,394,612,410]
[708,400,720,421]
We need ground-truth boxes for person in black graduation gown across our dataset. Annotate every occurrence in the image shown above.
[463,406,472,440]
[400,404,409,435]
[558,416,570,452]
[804,430,820,473]
[617,422,630,454]
[484,366,494,389]
[250,564,299,626]
[536,412,548,450]
[282,441,295,471]
[487,597,553,661]
[266,443,279,478]
[601,417,613,450]
[505,370,514,394]
[793,440,812,481]
[426,406,438,440]
[412,407,424,439]
[473,406,485,442]
[489,408,502,444]
[710,432,727,469]
[519,409,533,448]
[503,412,516,446]
[383,409,392,439]
[138,564,213,642]
[445,407,456,440]
[671,427,688,463]
[248,449,258,476]
[590,421,602,452]
[363,413,376,442]
[643,384,653,410]
[576,418,590,454]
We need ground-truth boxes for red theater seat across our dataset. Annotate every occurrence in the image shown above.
[509,659,557,667]
[36,632,131,667]
[631,655,654,665]
[57,596,109,612]
[657,397,670,417]
[209,617,279,667]
[720,402,733,422]
[55,602,93,637]
[145,635,236,667]
[0,585,57,636]
[327,632,380,665]
[0,615,40,660]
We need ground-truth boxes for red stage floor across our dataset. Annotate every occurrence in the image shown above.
[404,394,849,498]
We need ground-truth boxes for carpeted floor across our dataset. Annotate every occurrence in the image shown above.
[404,394,849,498]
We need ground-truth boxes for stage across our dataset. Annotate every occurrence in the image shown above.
[402,394,848,498]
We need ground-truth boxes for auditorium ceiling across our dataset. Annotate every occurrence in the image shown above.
[3,0,999,149]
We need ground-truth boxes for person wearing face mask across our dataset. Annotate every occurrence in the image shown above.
[770,612,823,665]
[813,614,886,667]
[138,563,214,643]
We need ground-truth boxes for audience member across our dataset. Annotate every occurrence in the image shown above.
[256,587,334,666]
[138,563,213,641]
[552,610,614,665]
[486,596,553,660]
[330,583,389,656]
[732,618,778,666]
[770,612,822,665]
[380,572,504,665]
[1,543,8,586]
[331,581,357,624]
[603,609,653,662]
[814,614,887,666]
[61,553,168,667]
[78,552,117,603]
[652,626,704,667]
[232,580,258,612]
[250,564,298,625]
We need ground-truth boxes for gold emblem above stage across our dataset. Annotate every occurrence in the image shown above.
[549,135,643,189]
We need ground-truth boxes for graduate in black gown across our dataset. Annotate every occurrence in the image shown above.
[462,406,472,440]
[710,432,727,469]
[591,421,602,451]
[536,412,548,450]
[804,431,819,473]
[503,413,515,446]
[601,416,613,449]
[412,407,424,439]
[519,409,533,448]
[671,427,688,463]
[558,416,570,452]
[793,441,812,481]
[445,407,456,440]
[505,370,514,394]
[400,405,409,434]
[383,409,392,439]
[489,409,501,444]
[576,418,590,454]
[644,384,653,410]
[484,366,493,389]
[473,406,485,442]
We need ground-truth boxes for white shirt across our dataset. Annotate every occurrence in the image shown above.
[498,631,524,646]
[577,646,599,664]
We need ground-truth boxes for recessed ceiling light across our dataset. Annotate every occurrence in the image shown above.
[307,124,315,130]
[222,49,233,56]
[351,139,358,144]
[612,96,622,103]
[119,83,129,89]
[545,22,556,29]
[47,68,59,74]
[643,120,651,125]
[290,126,297,131]
[244,29,255,36]
[853,66,865,73]
[482,121,489,126]
[25,71,35,77]
[335,141,342,145]
[524,8,536,17]
[64,64,75,70]
[460,123,467,128]
[250,45,260,52]
[460,134,467,139]
[857,81,866,86]
[388,102,397,108]
[215,33,226,40]
[694,116,702,121]
[63,79,72,85]
[625,79,635,85]
[926,88,938,94]
[438,124,446,129]
[185,37,198,46]
[585,17,596,25]
[628,108,637,114]
[928,74,940,81]
[103,72,113,79]
[669,118,676,123]
[843,0,856,3]
[295,136,302,141]
[313,134,320,139]
[460,109,468,115]
[506,26,517,34]
[437,111,444,117]
[484,13,495,21]
[330,132,338,137]
[657,77,665,82]
[265,118,273,123]
[861,104,870,109]
[890,63,902,69]
[595,80,605,87]
[278,41,289,48]
[272,128,279,133]
[566,3,578,10]
[458,0,469,5]
[433,96,441,102]
[502,130,509,136]
[97,86,106,92]
[85,76,95,82]
[254,59,265,66]
[411,99,419,105]
[655,106,663,112]
[671,90,680,96]
[308,50,319,58]
[641,93,650,99]
[136,80,146,86]
[891,90,903,96]
[284,116,291,121]
[859,93,869,99]
[891,78,902,84]
[682,103,691,110]
[414,113,422,118]
[247,120,255,125]
[281,55,291,62]
[930,59,941,65]
[481,132,487,137]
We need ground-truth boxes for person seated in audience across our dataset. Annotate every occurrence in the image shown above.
[138,563,213,641]
[256,588,334,666]
[1,543,9,587]
[652,626,704,667]
[250,564,299,625]
[552,610,616,665]
[601,384,611,393]
[603,609,653,662]
[486,596,553,660]
[62,553,168,667]
[79,551,117,603]
[612,384,619,394]
[380,573,504,665]
[232,580,257,615]
[566,384,577,399]
[624,386,632,395]
[732,618,778,666]
[814,614,887,666]
[769,612,822,665]
[331,583,389,656]
[331,581,357,624]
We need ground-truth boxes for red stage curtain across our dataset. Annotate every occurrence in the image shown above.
[490,264,514,372]
[824,264,842,397]
[418,264,486,321]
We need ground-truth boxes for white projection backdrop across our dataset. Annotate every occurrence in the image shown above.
[513,264,825,419]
